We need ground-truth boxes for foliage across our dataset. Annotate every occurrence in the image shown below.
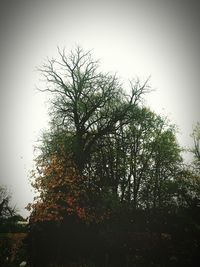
[28,149,110,224]
[191,122,200,172]
[27,47,200,267]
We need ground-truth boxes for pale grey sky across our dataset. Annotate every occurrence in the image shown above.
[0,0,200,217]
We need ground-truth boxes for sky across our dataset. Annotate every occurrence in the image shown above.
[0,0,200,217]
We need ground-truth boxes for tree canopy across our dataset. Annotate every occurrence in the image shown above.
[29,47,182,223]
[27,47,200,267]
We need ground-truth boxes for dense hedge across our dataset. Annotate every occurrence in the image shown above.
[27,208,200,267]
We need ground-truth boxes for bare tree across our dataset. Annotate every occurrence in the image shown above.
[38,46,149,171]
[0,186,16,218]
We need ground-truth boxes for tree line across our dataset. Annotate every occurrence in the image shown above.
[26,47,200,267]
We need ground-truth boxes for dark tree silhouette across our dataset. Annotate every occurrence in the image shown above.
[27,47,200,267]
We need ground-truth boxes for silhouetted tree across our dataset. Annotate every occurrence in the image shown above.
[38,46,149,172]
[27,47,200,267]
[0,186,16,219]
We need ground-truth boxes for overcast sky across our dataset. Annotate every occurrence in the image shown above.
[0,0,200,217]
